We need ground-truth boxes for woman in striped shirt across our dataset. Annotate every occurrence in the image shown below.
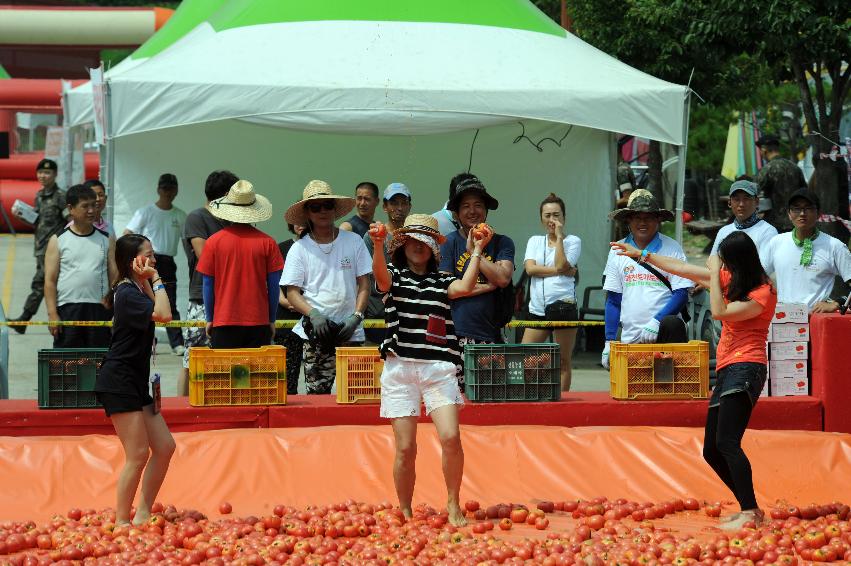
[370,213,491,527]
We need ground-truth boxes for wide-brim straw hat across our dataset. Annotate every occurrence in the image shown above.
[208,179,273,223]
[387,214,446,261]
[609,189,674,222]
[284,180,355,225]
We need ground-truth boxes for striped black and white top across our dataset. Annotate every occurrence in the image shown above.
[379,264,461,365]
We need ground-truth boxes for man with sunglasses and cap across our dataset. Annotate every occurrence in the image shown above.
[9,158,68,333]
[602,190,692,369]
[762,188,851,313]
[439,174,514,384]
[362,182,413,345]
[282,180,372,394]
[755,134,806,231]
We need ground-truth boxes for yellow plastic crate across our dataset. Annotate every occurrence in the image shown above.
[188,345,286,406]
[610,340,709,400]
[336,347,383,404]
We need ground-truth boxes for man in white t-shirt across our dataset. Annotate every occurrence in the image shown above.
[710,180,777,262]
[602,190,693,369]
[762,189,851,312]
[124,173,188,354]
[281,180,371,394]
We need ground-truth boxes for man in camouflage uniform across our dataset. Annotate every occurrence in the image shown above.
[756,135,807,232]
[9,159,69,333]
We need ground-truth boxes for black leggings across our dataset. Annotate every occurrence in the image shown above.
[703,392,757,510]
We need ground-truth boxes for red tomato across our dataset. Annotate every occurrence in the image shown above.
[368,223,387,239]
[218,502,232,515]
[509,508,529,524]
[463,500,480,513]
[498,518,512,531]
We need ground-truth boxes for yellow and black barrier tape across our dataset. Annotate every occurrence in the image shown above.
[1,319,604,329]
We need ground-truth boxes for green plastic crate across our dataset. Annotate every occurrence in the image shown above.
[38,349,107,409]
[463,343,561,402]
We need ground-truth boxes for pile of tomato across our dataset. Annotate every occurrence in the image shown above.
[1,496,850,565]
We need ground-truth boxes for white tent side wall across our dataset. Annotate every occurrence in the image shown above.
[112,120,612,308]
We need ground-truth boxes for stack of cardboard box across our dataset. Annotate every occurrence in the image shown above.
[766,303,809,396]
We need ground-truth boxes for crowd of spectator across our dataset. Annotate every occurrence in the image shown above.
[8,155,851,396]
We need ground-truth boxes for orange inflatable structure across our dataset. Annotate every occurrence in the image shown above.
[0,425,848,524]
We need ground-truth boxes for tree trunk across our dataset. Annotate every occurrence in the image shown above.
[647,140,664,204]
[810,114,840,217]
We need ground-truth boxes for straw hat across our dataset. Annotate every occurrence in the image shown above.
[284,180,355,225]
[387,214,446,261]
[608,189,674,222]
[208,180,273,223]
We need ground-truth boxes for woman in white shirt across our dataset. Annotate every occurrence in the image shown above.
[521,193,582,391]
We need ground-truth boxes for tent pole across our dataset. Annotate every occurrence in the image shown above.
[674,93,691,245]
[101,78,115,227]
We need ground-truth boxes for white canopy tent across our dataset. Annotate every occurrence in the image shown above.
[103,0,689,303]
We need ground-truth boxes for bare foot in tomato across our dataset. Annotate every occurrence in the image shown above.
[400,507,413,522]
[447,502,467,527]
[131,511,150,526]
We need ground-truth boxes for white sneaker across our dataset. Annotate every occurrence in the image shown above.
[172,345,186,356]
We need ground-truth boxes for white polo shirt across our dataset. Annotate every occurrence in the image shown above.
[710,220,777,265]
[125,203,186,256]
[762,231,851,309]
[603,234,693,343]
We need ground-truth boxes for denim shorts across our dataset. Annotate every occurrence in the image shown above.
[709,362,767,408]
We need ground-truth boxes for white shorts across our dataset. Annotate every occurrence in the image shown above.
[379,356,464,419]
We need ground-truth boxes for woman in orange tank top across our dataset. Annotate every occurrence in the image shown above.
[611,231,776,531]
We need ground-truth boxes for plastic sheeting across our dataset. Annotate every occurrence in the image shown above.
[1,425,849,523]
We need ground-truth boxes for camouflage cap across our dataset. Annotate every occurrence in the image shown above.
[608,189,674,222]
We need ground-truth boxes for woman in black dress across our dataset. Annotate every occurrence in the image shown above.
[95,234,175,525]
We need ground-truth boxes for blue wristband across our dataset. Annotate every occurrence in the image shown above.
[152,283,166,293]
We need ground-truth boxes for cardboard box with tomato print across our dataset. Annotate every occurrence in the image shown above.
[769,376,809,396]
[768,322,809,343]
[769,341,808,360]
[769,359,808,379]
[771,303,808,324]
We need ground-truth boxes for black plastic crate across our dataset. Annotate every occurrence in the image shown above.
[463,343,561,402]
[37,349,107,409]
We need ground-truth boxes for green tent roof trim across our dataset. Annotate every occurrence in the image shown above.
[209,0,566,37]
[133,0,230,59]
[0,64,9,79]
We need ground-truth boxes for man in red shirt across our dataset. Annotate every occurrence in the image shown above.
[196,180,283,348]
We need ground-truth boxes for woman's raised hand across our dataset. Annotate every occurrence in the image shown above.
[610,241,640,259]
[132,256,158,279]
[368,222,388,243]
[549,218,565,238]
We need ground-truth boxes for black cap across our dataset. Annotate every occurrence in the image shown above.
[158,173,178,188]
[447,175,498,212]
[787,188,820,210]
[755,135,780,148]
[36,158,57,172]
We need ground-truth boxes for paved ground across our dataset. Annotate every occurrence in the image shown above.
[1,233,610,400]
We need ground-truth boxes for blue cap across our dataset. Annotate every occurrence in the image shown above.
[729,180,758,197]
[383,182,411,201]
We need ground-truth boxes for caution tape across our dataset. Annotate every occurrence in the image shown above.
[1,319,604,329]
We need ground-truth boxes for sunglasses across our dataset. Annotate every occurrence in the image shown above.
[306,201,335,213]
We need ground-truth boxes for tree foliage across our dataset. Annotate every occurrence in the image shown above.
[533,0,849,215]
